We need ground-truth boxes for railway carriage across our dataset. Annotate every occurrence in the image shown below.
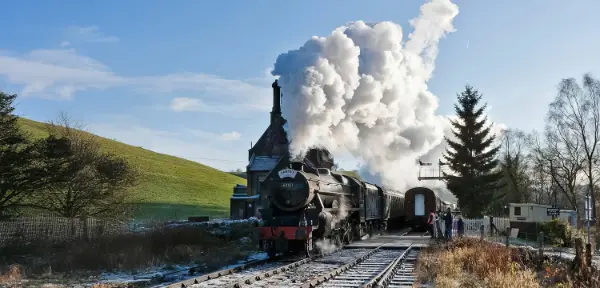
[404,187,453,232]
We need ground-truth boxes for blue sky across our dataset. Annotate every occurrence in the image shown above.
[1,0,600,172]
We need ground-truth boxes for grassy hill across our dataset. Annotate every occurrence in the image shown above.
[336,170,361,180]
[19,118,246,220]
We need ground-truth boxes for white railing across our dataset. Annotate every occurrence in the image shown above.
[435,216,511,238]
[491,216,510,232]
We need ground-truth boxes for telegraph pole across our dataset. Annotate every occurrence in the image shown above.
[549,160,557,219]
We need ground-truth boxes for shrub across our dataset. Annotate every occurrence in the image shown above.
[416,238,539,287]
[540,219,572,247]
[0,223,259,278]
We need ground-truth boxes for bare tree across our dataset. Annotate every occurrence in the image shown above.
[528,124,584,214]
[549,74,600,221]
[32,113,138,219]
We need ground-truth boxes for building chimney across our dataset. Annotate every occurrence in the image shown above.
[271,79,281,124]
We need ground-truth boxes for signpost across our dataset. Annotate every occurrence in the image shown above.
[546,207,560,218]
[585,195,592,244]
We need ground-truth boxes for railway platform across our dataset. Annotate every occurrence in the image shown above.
[345,233,432,249]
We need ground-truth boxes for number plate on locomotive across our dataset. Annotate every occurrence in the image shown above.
[281,183,295,189]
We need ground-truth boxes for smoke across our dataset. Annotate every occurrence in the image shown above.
[314,197,350,253]
[272,0,460,194]
[315,239,338,254]
[330,196,350,228]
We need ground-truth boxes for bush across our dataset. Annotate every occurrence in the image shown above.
[540,219,572,247]
[416,238,539,287]
[0,223,259,278]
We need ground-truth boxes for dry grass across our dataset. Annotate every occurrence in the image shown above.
[415,237,600,288]
[0,222,259,284]
[0,265,23,285]
[415,238,539,288]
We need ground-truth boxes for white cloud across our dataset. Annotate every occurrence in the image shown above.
[220,131,241,141]
[170,97,213,112]
[0,49,124,99]
[60,41,70,48]
[0,48,271,110]
[169,96,269,114]
[66,26,119,43]
[87,122,247,171]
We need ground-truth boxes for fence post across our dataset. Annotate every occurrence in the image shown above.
[81,216,89,241]
[505,227,510,247]
[480,224,485,240]
[538,231,544,260]
[586,243,592,267]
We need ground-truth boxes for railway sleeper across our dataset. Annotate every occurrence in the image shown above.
[232,245,345,288]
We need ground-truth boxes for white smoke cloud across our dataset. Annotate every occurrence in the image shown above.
[330,197,350,229]
[315,239,338,254]
[272,0,460,195]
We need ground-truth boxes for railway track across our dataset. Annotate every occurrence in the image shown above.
[301,244,420,288]
[163,229,413,288]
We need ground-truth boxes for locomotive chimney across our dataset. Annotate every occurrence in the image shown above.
[271,79,281,124]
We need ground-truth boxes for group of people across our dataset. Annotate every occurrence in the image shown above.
[426,207,464,240]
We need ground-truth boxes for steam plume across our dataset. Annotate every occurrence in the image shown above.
[272,0,460,195]
[330,196,349,228]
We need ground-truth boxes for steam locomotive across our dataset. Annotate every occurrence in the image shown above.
[257,157,405,257]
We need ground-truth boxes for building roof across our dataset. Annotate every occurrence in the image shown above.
[247,155,281,172]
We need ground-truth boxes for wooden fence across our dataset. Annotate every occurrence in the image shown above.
[0,215,128,245]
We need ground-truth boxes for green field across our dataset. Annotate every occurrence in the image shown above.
[19,118,246,220]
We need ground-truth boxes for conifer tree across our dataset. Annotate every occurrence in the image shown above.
[0,92,42,217]
[443,85,504,217]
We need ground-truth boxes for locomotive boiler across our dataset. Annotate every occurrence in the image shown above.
[257,157,406,257]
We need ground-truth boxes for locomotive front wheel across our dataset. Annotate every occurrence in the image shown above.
[264,240,276,258]
[305,238,313,258]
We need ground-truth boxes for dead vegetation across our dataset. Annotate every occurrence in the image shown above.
[415,237,600,288]
[0,222,259,286]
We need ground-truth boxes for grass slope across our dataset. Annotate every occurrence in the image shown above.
[336,170,361,180]
[19,118,246,220]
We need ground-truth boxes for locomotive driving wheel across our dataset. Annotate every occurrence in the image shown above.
[334,233,342,247]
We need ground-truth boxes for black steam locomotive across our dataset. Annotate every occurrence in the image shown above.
[258,157,405,256]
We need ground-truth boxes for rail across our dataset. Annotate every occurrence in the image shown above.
[363,244,413,288]
[301,240,419,287]
[165,227,413,288]
[230,245,345,288]
[300,243,390,288]
[164,256,274,288]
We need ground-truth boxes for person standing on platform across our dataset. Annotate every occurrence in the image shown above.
[457,215,464,237]
[427,209,436,239]
[443,207,453,240]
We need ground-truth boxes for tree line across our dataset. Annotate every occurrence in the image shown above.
[0,92,138,220]
[444,73,600,221]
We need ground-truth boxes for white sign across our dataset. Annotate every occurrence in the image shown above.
[278,168,298,179]
[585,196,593,221]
